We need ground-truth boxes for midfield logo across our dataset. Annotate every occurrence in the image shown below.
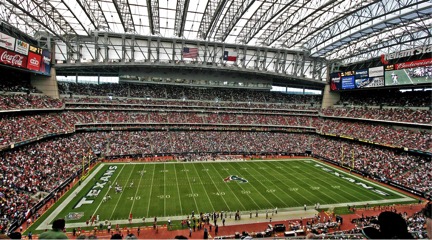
[224,175,248,183]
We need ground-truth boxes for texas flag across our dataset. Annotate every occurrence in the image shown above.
[223,51,237,61]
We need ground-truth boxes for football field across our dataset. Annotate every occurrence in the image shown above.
[36,159,414,230]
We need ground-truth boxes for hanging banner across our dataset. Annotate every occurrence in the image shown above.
[0,33,15,51]
[15,39,29,55]
[40,49,51,75]
[27,51,42,71]
[0,47,27,68]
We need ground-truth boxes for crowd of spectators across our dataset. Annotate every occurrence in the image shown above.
[58,82,322,104]
[0,94,63,111]
[0,134,94,231]
[0,130,430,233]
[310,137,431,197]
[0,80,41,94]
[321,107,431,124]
[338,90,431,107]
[322,210,428,239]
[1,109,430,153]
[0,113,73,147]
[319,119,431,152]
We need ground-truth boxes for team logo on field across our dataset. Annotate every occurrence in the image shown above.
[65,212,84,220]
[223,175,248,183]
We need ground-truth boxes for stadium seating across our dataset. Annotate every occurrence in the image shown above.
[0,81,431,234]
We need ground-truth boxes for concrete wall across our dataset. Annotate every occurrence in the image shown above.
[30,68,59,99]
[321,84,340,109]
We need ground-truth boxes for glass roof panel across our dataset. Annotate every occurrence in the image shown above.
[0,0,430,63]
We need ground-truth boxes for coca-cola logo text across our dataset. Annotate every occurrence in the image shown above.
[1,51,24,66]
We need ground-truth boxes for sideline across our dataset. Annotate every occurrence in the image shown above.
[36,164,105,231]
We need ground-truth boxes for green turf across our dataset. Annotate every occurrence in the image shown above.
[385,68,432,86]
[36,159,412,229]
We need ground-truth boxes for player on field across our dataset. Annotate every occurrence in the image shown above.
[391,72,399,84]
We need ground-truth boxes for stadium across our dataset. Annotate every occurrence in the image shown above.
[0,0,431,239]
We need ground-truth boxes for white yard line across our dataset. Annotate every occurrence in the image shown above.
[226,162,275,208]
[90,164,126,221]
[269,161,344,204]
[109,164,136,220]
[146,165,156,217]
[310,159,411,199]
[129,164,147,216]
[182,164,201,214]
[190,162,217,211]
[173,164,183,215]
[164,163,166,217]
[404,69,414,84]
[245,161,302,206]
[38,159,415,230]
[207,162,250,211]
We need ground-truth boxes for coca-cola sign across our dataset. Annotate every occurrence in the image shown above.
[27,51,42,71]
[0,47,27,68]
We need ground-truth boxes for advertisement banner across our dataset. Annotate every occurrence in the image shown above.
[330,72,341,91]
[0,33,15,51]
[341,76,355,89]
[355,77,384,88]
[15,39,29,55]
[40,49,51,75]
[29,45,43,55]
[0,47,27,68]
[368,66,384,77]
[395,58,432,70]
[355,69,368,79]
[27,51,42,71]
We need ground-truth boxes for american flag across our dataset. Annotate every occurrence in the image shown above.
[183,47,198,58]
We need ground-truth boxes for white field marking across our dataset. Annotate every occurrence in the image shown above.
[164,163,166,216]
[97,158,311,166]
[226,162,276,208]
[404,69,414,84]
[91,164,126,221]
[234,161,295,207]
[37,164,105,230]
[246,161,301,205]
[207,163,249,211]
[182,164,201,214]
[262,161,320,204]
[304,161,392,201]
[190,163,217,211]
[58,197,415,229]
[130,164,147,215]
[276,160,360,202]
[309,159,411,199]
[109,164,136,220]
[146,165,157,217]
[283,161,360,203]
[173,164,183,215]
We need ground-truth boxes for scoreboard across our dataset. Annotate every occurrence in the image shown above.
[330,66,385,90]
[330,59,431,91]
